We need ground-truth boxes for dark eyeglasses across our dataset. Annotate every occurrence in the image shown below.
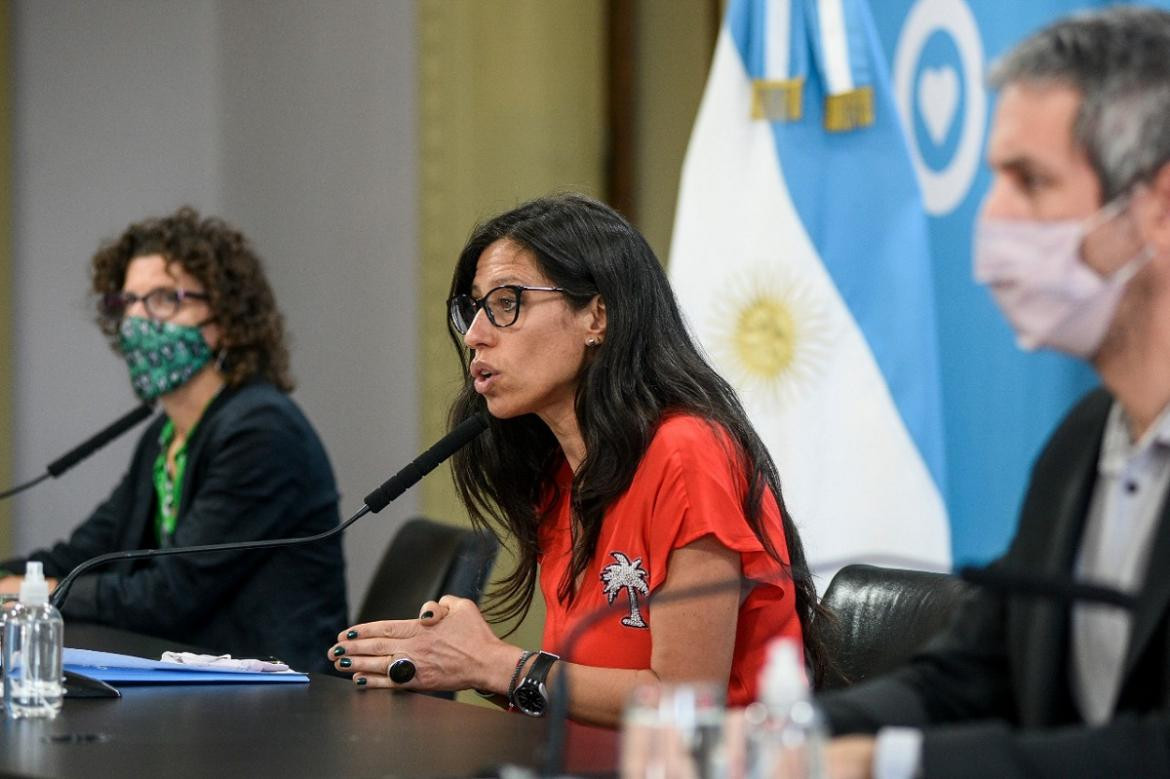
[447,285,567,335]
[101,287,210,321]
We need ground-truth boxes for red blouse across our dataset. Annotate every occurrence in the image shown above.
[537,414,803,706]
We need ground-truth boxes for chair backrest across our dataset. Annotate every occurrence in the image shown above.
[356,516,499,625]
[815,564,972,690]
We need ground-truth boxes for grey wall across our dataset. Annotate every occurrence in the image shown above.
[10,0,222,549]
[9,0,418,617]
[216,1,419,612]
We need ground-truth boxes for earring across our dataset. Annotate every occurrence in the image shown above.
[586,337,599,347]
[215,349,228,372]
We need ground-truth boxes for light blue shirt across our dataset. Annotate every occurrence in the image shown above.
[1071,400,1170,723]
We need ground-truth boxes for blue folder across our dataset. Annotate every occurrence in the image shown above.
[63,648,309,685]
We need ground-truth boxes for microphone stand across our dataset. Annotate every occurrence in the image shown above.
[50,506,372,610]
[957,565,1137,611]
[48,506,366,698]
[50,413,489,610]
[0,404,154,500]
[0,473,50,501]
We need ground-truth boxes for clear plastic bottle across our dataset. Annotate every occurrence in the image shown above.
[621,682,727,779]
[746,638,826,779]
[2,562,64,719]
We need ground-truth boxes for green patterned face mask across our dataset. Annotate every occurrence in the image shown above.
[119,316,214,401]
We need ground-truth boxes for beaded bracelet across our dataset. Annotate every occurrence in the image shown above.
[507,650,535,703]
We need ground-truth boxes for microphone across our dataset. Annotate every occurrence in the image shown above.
[807,554,1137,610]
[49,413,490,610]
[958,564,1137,610]
[0,404,154,500]
[364,412,488,512]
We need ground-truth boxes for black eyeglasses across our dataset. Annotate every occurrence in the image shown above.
[447,285,567,335]
[101,287,210,321]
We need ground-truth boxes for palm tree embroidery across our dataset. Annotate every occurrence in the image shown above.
[601,551,650,629]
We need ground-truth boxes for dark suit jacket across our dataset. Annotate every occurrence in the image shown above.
[2,381,348,673]
[820,388,1170,777]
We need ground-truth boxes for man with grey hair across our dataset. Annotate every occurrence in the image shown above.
[820,6,1170,777]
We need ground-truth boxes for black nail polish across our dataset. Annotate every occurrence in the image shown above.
[421,610,434,620]
[346,630,359,639]
[332,646,346,657]
[355,677,367,686]
[339,658,352,668]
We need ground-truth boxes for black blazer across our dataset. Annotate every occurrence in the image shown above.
[820,388,1170,777]
[3,381,348,673]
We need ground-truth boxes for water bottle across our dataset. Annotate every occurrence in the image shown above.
[746,638,826,779]
[2,562,64,719]
[621,682,726,779]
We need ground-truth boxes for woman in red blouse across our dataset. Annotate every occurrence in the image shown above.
[329,194,826,726]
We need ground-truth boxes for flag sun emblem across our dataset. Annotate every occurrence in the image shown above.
[709,268,833,408]
[734,297,797,377]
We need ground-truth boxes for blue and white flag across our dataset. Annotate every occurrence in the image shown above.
[869,1,1170,565]
[669,0,949,577]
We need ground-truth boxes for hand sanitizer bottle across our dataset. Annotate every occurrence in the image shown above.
[747,638,826,779]
[3,562,64,719]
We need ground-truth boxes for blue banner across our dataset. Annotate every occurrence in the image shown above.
[868,0,1170,564]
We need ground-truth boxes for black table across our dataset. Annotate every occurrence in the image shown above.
[0,624,617,778]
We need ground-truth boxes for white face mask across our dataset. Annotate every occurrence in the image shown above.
[973,196,1151,358]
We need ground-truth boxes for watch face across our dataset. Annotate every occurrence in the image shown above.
[514,683,546,716]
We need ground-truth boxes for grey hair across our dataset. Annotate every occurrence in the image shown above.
[989,5,1170,201]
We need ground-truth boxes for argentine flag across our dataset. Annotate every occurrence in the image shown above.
[669,0,949,578]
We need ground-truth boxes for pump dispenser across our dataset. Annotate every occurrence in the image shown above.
[3,562,64,718]
[18,562,50,607]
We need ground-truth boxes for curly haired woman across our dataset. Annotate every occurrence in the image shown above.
[0,207,347,672]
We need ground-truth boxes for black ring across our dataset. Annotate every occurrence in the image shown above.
[388,658,416,684]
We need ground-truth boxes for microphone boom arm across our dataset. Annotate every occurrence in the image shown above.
[49,413,490,611]
[0,404,154,501]
[51,506,371,610]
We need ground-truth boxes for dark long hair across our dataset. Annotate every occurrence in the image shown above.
[447,193,827,680]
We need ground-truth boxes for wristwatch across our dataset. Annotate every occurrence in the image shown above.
[511,651,559,717]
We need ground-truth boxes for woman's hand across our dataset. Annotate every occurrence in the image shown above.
[328,595,523,693]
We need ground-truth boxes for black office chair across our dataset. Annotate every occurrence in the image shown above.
[815,564,972,690]
[356,516,499,625]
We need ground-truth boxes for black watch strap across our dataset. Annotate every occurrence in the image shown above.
[510,650,559,717]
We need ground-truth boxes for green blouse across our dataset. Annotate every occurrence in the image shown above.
[151,392,221,545]
[152,418,195,546]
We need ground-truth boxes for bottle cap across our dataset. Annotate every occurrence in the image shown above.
[19,561,50,607]
[759,637,808,708]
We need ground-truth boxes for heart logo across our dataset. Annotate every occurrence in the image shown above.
[917,66,959,145]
